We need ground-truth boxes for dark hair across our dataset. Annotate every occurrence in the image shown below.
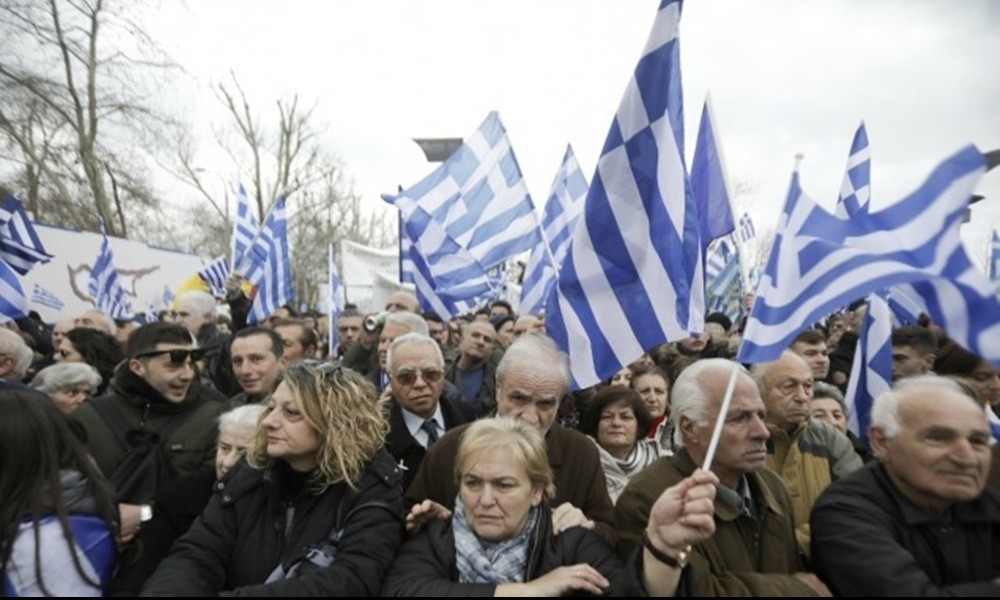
[933,338,982,377]
[630,364,671,388]
[125,322,192,358]
[490,300,513,315]
[271,318,319,351]
[338,308,362,321]
[422,311,444,325]
[65,328,123,393]
[231,326,284,358]
[704,312,733,333]
[847,298,866,312]
[0,389,118,594]
[792,328,827,347]
[891,326,937,356]
[579,386,651,443]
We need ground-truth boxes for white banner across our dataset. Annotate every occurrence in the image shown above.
[340,240,400,311]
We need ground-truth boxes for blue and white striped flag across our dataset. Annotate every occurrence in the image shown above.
[386,111,541,272]
[546,0,704,389]
[705,237,744,323]
[197,255,231,299]
[835,122,871,219]
[0,259,28,321]
[884,285,924,326]
[691,96,735,244]
[231,183,258,269]
[844,293,892,442]
[737,212,756,243]
[990,230,1000,281]
[328,243,344,354]
[0,192,52,275]
[738,145,1000,366]
[248,197,292,324]
[162,284,175,311]
[519,145,588,315]
[30,283,64,311]
[88,224,132,319]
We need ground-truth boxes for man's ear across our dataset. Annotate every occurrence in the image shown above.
[868,426,889,460]
[679,415,697,445]
[128,357,145,378]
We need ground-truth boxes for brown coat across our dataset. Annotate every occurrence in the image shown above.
[615,448,817,596]
[405,421,618,547]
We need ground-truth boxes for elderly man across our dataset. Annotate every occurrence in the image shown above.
[0,328,33,387]
[173,290,239,396]
[754,350,861,552]
[367,312,429,391]
[228,327,283,407]
[811,376,1000,595]
[384,333,472,491]
[271,318,318,366]
[444,320,497,416]
[616,359,829,596]
[75,309,117,336]
[406,335,618,546]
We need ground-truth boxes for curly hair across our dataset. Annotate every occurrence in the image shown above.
[247,362,388,492]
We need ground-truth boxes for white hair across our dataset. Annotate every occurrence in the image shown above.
[386,332,444,371]
[30,362,102,393]
[870,374,966,438]
[496,334,569,394]
[671,358,750,449]
[219,404,266,431]
[79,310,117,335]
[177,290,217,317]
[384,311,428,336]
[0,329,34,381]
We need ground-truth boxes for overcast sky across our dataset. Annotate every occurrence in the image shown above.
[150,0,1000,263]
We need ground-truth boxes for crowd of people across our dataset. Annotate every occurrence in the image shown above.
[0,282,998,596]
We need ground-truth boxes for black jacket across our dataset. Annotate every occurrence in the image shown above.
[141,448,405,596]
[196,321,240,397]
[385,382,473,492]
[445,359,498,418]
[381,503,640,597]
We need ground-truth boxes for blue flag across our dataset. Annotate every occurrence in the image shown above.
[844,293,892,442]
[835,122,871,219]
[0,192,52,275]
[691,96,735,245]
[248,197,292,324]
[88,223,132,319]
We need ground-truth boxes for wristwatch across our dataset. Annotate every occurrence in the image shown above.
[642,530,691,568]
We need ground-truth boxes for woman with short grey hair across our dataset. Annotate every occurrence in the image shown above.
[31,362,103,414]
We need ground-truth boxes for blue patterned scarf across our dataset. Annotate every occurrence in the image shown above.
[453,494,539,584]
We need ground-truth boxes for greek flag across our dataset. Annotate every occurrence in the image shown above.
[197,255,231,299]
[844,293,892,442]
[990,230,1000,281]
[162,284,175,310]
[88,224,132,319]
[248,197,292,324]
[737,212,756,243]
[519,145,588,315]
[232,183,258,268]
[884,285,924,326]
[546,0,704,389]
[386,111,541,272]
[0,259,28,321]
[738,145,1000,365]
[691,96,735,244]
[328,244,344,353]
[705,237,744,323]
[30,283,64,311]
[835,122,871,219]
[0,192,52,275]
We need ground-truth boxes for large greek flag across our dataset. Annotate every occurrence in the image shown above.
[88,225,132,319]
[691,96,735,244]
[844,293,892,442]
[738,145,1000,365]
[231,183,258,269]
[546,0,704,388]
[248,197,292,324]
[835,122,871,219]
[519,145,588,315]
[0,192,52,275]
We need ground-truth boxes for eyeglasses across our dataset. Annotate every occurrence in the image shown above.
[133,348,205,364]
[297,359,344,378]
[392,368,444,386]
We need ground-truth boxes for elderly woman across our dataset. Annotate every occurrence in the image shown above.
[383,417,717,597]
[1,389,118,595]
[142,362,404,595]
[54,327,123,395]
[580,387,663,504]
[31,362,103,413]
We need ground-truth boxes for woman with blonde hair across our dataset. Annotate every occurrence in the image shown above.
[143,361,404,595]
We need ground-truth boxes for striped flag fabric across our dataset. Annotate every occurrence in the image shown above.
[247,197,292,324]
[705,237,744,323]
[835,122,871,219]
[328,243,344,354]
[0,259,28,321]
[0,192,52,275]
[990,230,1000,281]
[88,224,132,319]
[691,96,735,244]
[386,111,541,272]
[197,255,231,299]
[546,0,704,389]
[737,212,756,243]
[231,183,258,268]
[737,145,1000,366]
[519,145,588,315]
[843,293,892,442]
[30,283,64,311]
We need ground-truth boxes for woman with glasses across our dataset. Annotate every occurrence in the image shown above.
[54,327,123,395]
[383,417,717,597]
[142,360,405,596]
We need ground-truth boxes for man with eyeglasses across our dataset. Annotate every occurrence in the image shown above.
[384,333,472,491]
[72,322,226,546]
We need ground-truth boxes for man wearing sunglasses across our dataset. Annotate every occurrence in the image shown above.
[384,333,473,491]
[72,322,226,546]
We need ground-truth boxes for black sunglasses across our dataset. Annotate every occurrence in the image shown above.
[392,368,444,386]
[133,348,206,364]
